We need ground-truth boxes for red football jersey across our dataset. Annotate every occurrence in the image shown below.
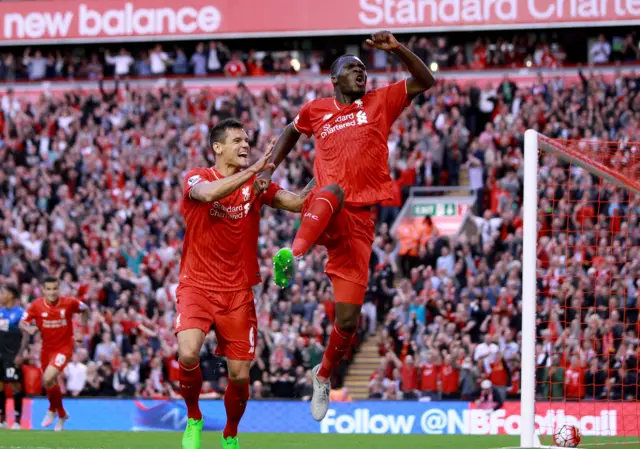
[180,167,282,291]
[400,364,419,392]
[440,363,460,394]
[490,360,509,387]
[23,296,85,353]
[293,80,410,206]
[420,363,440,392]
[565,367,585,398]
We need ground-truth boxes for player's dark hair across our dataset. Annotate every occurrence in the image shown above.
[43,276,58,285]
[3,284,19,300]
[330,54,358,77]
[208,118,244,149]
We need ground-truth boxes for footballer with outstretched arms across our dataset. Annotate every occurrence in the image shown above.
[176,118,313,449]
[0,284,29,429]
[19,276,89,432]
[255,30,435,421]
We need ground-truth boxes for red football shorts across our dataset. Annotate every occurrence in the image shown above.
[174,285,258,361]
[301,190,374,304]
[41,349,72,372]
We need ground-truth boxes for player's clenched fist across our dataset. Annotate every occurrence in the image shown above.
[366,30,400,52]
[254,176,271,195]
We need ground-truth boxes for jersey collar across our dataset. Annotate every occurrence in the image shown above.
[333,95,364,111]
[43,298,60,309]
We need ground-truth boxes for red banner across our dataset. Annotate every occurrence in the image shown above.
[469,402,640,437]
[0,0,639,44]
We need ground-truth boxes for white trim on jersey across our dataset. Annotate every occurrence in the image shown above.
[292,120,304,135]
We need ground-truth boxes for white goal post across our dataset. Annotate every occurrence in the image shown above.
[519,130,640,449]
[521,129,541,449]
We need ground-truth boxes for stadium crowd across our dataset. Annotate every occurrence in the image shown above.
[1,31,638,81]
[0,60,639,402]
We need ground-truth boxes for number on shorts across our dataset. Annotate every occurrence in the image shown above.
[54,354,66,366]
[249,327,255,354]
[5,367,16,379]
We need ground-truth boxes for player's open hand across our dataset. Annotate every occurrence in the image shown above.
[366,31,400,52]
[250,139,276,176]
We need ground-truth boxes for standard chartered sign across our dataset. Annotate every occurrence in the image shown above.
[412,203,464,217]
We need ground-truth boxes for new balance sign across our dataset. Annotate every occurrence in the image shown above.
[1,0,638,44]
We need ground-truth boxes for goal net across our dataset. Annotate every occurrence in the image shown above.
[520,130,640,449]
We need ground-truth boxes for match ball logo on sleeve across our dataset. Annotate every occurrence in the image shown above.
[188,175,202,187]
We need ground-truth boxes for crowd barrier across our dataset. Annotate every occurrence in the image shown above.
[7,399,639,435]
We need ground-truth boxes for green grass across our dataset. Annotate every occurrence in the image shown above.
[0,432,520,449]
[0,431,638,449]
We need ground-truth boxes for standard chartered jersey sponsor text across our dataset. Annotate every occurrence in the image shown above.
[320,408,618,436]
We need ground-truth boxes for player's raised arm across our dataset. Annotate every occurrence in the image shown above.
[366,30,436,98]
[190,141,276,203]
[270,178,317,213]
[268,123,303,172]
[255,117,306,192]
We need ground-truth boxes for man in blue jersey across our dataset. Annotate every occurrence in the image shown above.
[0,285,29,429]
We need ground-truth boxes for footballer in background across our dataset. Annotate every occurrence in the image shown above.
[175,119,313,449]
[0,284,29,429]
[256,29,435,421]
[20,276,89,432]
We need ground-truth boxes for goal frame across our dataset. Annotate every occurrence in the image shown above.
[521,129,541,448]
[520,130,640,449]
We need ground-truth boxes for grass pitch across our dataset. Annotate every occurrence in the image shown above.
[0,432,518,449]
[0,431,638,449]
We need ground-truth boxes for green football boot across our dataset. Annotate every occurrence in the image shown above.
[182,418,204,449]
[221,435,240,449]
[273,247,296,288]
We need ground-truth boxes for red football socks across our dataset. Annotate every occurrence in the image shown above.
[318,326,355,379]
[292,190,341,257]
[179,360,203,421]
[46,385,66,418]
[223,380,250,439]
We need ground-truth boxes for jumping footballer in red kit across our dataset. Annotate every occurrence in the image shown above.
[176,119,313,449]
[19,276,89,431]
[256,30,435,421]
